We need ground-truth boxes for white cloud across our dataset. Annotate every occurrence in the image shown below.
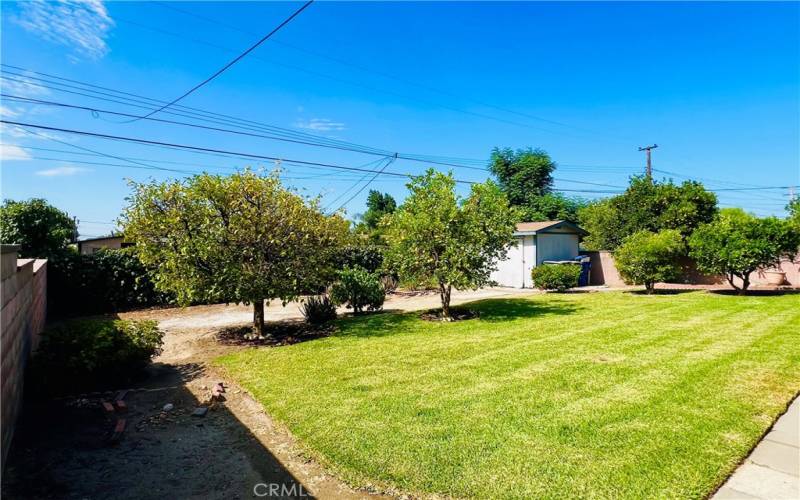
[0,144,31,161]
[35,165,89,177]
[14,0,114,61]
[1,72,50,98]
[0,105,21,118]
[294,118,346,132]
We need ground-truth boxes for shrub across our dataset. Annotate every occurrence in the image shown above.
[380,274,399,294]
[49,248,172,318]
[335,245,384,274]
[301,295,337,325]
[614,229,685,294]
[530,264,581,292]
[329,266,385,314]
[30,319,164,395]
[689,209,800,294]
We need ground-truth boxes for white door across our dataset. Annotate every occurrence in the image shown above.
[491,237,524,287]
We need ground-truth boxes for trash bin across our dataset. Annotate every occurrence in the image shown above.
[575,256,591,286]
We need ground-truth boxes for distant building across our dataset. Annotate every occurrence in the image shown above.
[76,236,131,255]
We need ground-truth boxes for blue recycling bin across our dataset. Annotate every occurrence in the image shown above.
[575,256,591,287]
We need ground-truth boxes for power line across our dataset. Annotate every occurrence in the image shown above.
[107,15,596,138]
[124,0,314,122]
[3,93,491,172]
[153,1,638,144]
[333,155,398,213]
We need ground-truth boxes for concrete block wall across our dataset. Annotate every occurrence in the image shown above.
[582,250,800,288]
[1,245,47,469]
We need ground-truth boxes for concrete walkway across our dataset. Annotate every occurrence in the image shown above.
[714,397,799,499]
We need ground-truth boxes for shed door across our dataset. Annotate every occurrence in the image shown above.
[491,237,524,287]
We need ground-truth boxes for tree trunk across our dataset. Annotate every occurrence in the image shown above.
[439,283,452,320]
[253,300,265,338]
[645,281,654,294]
[739,274,750,295]
[726,272,740,293]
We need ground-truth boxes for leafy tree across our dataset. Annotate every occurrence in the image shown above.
[688,209,800,294]
[361,190,397,230]
[488,147,585,223]
[579,176,717,250]
[788,198,800,228]
[489,147,555,204]
[614,230,685,294]
[354,190,397,244]
[522,192,588,223]
[122,170,349,337]
[0,198,76,258]
[383,169,516,319]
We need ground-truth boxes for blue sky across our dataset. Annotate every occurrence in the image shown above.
[1,1,798,239]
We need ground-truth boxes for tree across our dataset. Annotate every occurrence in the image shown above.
[121,171,349,337]
[361,190,397,230]
[614,230,685,294]
[688,209,800,294]
[579,176,717,250]
[383,169,516,319]
[0,198,76,258]
[488,147,585,223]
[788,198,800,228]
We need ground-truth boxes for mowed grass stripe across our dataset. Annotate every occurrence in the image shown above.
[216,291,800,499]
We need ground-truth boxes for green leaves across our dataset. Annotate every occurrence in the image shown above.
[0,198,77,258]
[614,229,685,292]
[688,208,800,290]
[579,176,718,251]
[382,169,516,314]
[121,170,349,309]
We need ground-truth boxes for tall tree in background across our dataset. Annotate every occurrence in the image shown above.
[122,171,349,338]
[0,198,76,258]
[362,190,397,230]
[383,169,516,319]
[579,176,717,251]
[788,198,800,228]
[488,147,586,222]
[355,190,397,245]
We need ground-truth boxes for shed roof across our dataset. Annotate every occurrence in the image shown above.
[514,220,588,236]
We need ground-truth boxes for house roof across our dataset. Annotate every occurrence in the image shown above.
[76,235,124,245]
[514,220,588,236]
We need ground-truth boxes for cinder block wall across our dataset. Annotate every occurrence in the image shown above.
[582,250,800,288]
[1,245,48,469]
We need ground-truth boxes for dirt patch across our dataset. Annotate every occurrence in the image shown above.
[4,287,537,499]
[217,321,335,347]
[419,308,479,322]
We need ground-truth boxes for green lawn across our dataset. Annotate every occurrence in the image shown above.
[216,291,800,499]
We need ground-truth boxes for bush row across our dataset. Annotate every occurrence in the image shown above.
[48,248,173,319]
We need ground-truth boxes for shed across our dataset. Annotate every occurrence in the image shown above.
[490,220,588,288]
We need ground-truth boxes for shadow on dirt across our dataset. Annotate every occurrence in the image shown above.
[2,361,314,499]
[217,319,335,347]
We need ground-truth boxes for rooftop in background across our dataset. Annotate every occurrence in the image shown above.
[515,221,588,236]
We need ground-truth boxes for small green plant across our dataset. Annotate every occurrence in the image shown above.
[614,229,685,294]
[30,318,164,395]
[530,264,581,292]
[329,266,385,314]
[301,295,337,325]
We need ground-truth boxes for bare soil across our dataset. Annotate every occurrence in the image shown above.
[3,288,532,499]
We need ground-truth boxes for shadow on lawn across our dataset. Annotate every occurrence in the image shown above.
[335,297,582,339]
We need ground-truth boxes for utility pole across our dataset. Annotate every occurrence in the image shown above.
[638,144,658,179]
